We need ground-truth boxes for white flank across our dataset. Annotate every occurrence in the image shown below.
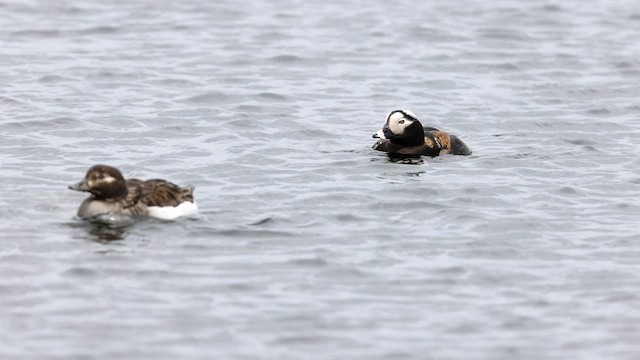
[376,128,386,139]
[147,201,199,220]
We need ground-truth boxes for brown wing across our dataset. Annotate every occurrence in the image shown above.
[123,179,144,209]
[425,129,476,156]
[140,179,194,207]
[426,130,472,156]
[421,131,445,157]
[423,136,437,149]
[429,130,452,154]
[424,122,473,156]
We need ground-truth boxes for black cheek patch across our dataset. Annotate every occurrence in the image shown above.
[383,127,396,140]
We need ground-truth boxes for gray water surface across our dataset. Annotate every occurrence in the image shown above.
[2,1,640,359]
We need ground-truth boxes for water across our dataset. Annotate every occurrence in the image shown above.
[2,0,640,358]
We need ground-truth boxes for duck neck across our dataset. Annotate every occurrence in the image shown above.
[390,121,425,147]
[94,181,128,201]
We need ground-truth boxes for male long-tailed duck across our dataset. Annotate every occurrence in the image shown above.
[69,164,198,220]
[372,110,472,157]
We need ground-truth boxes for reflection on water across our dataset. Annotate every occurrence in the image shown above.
[87,222,128,243]
[70,214,135,242]
[386,155,425,165]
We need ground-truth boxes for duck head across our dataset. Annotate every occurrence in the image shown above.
[373,110,425,147]
[69,165,128,200]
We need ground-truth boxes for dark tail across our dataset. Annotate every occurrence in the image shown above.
[449,135,472,156]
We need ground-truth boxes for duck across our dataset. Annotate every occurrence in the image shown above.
[372,110,472,157]
[69,164,198,220]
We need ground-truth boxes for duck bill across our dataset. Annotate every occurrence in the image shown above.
[69,180,90,192]
[372,128,387,139]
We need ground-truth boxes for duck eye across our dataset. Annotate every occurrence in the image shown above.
[399,119,405,124]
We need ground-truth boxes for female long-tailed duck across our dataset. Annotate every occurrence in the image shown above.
[372,110,472,157]
[69,164,198,220]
